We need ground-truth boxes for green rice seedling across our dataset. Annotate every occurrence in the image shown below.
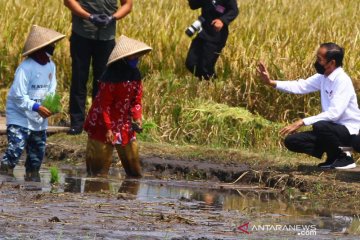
[137,120,158,142]
[42,93,61,113]
[50,166,60,184]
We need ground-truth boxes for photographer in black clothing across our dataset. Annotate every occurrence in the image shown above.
[185,0,238,80]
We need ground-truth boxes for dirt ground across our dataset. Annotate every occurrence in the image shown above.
[1,133,360,239]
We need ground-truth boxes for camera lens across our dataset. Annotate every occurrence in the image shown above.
[185,28,195,37]
[185,18,203,37]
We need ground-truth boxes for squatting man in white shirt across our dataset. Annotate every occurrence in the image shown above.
[257,42,360,169]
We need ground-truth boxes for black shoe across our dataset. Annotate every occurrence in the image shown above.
[67,128,83,135]
[318,158,335,168]
[0,163,14,176]
[331,156,356,169]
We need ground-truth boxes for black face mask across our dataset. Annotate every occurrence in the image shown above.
[44,45,55,56]
[314,61,326,74]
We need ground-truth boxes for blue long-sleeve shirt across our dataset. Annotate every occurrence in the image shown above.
[6,58,57,131]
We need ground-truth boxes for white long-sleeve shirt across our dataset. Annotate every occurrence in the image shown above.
[275,67,360,135]
[6,58,56,131]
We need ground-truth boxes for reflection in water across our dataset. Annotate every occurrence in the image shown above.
[190,191,224,209]
[64,178,114,193]
[64,177,141,196]
[4,165,360,236]
[64,177,81,192]
[84,179,110,192]
[118,179,140,195]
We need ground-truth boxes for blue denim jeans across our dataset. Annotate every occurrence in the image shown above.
[1,124,46,172]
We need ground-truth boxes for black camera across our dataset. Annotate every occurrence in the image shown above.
[185,16,205,37]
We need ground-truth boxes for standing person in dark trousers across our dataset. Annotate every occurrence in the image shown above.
[64,0,133,135]
[257,43,360,170]
[185,0,238,80]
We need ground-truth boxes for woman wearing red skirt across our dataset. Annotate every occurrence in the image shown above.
[84,35,151,177]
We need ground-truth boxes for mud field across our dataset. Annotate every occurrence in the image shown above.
[1,135,360,239]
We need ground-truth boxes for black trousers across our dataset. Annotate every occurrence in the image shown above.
[284,121,351,160]
[185,37,224,80]
[69,33,115,130]
[350,134,360,152]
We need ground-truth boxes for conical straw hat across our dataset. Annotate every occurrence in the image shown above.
[107,35,152,66]
[22,25,65,57]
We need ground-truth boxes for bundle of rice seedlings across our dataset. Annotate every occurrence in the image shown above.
[42,93,61,113]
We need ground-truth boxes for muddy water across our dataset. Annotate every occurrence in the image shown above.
[0,165,359,239]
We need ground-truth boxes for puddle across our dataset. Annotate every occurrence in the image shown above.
[1,164,360,238]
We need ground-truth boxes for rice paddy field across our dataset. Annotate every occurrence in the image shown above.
[1,0,360,150]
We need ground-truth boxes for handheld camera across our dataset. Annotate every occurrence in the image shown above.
[185,16,205,37]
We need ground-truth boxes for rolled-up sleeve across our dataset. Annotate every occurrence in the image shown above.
[99,84,114,130]
[131,81,142,120]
